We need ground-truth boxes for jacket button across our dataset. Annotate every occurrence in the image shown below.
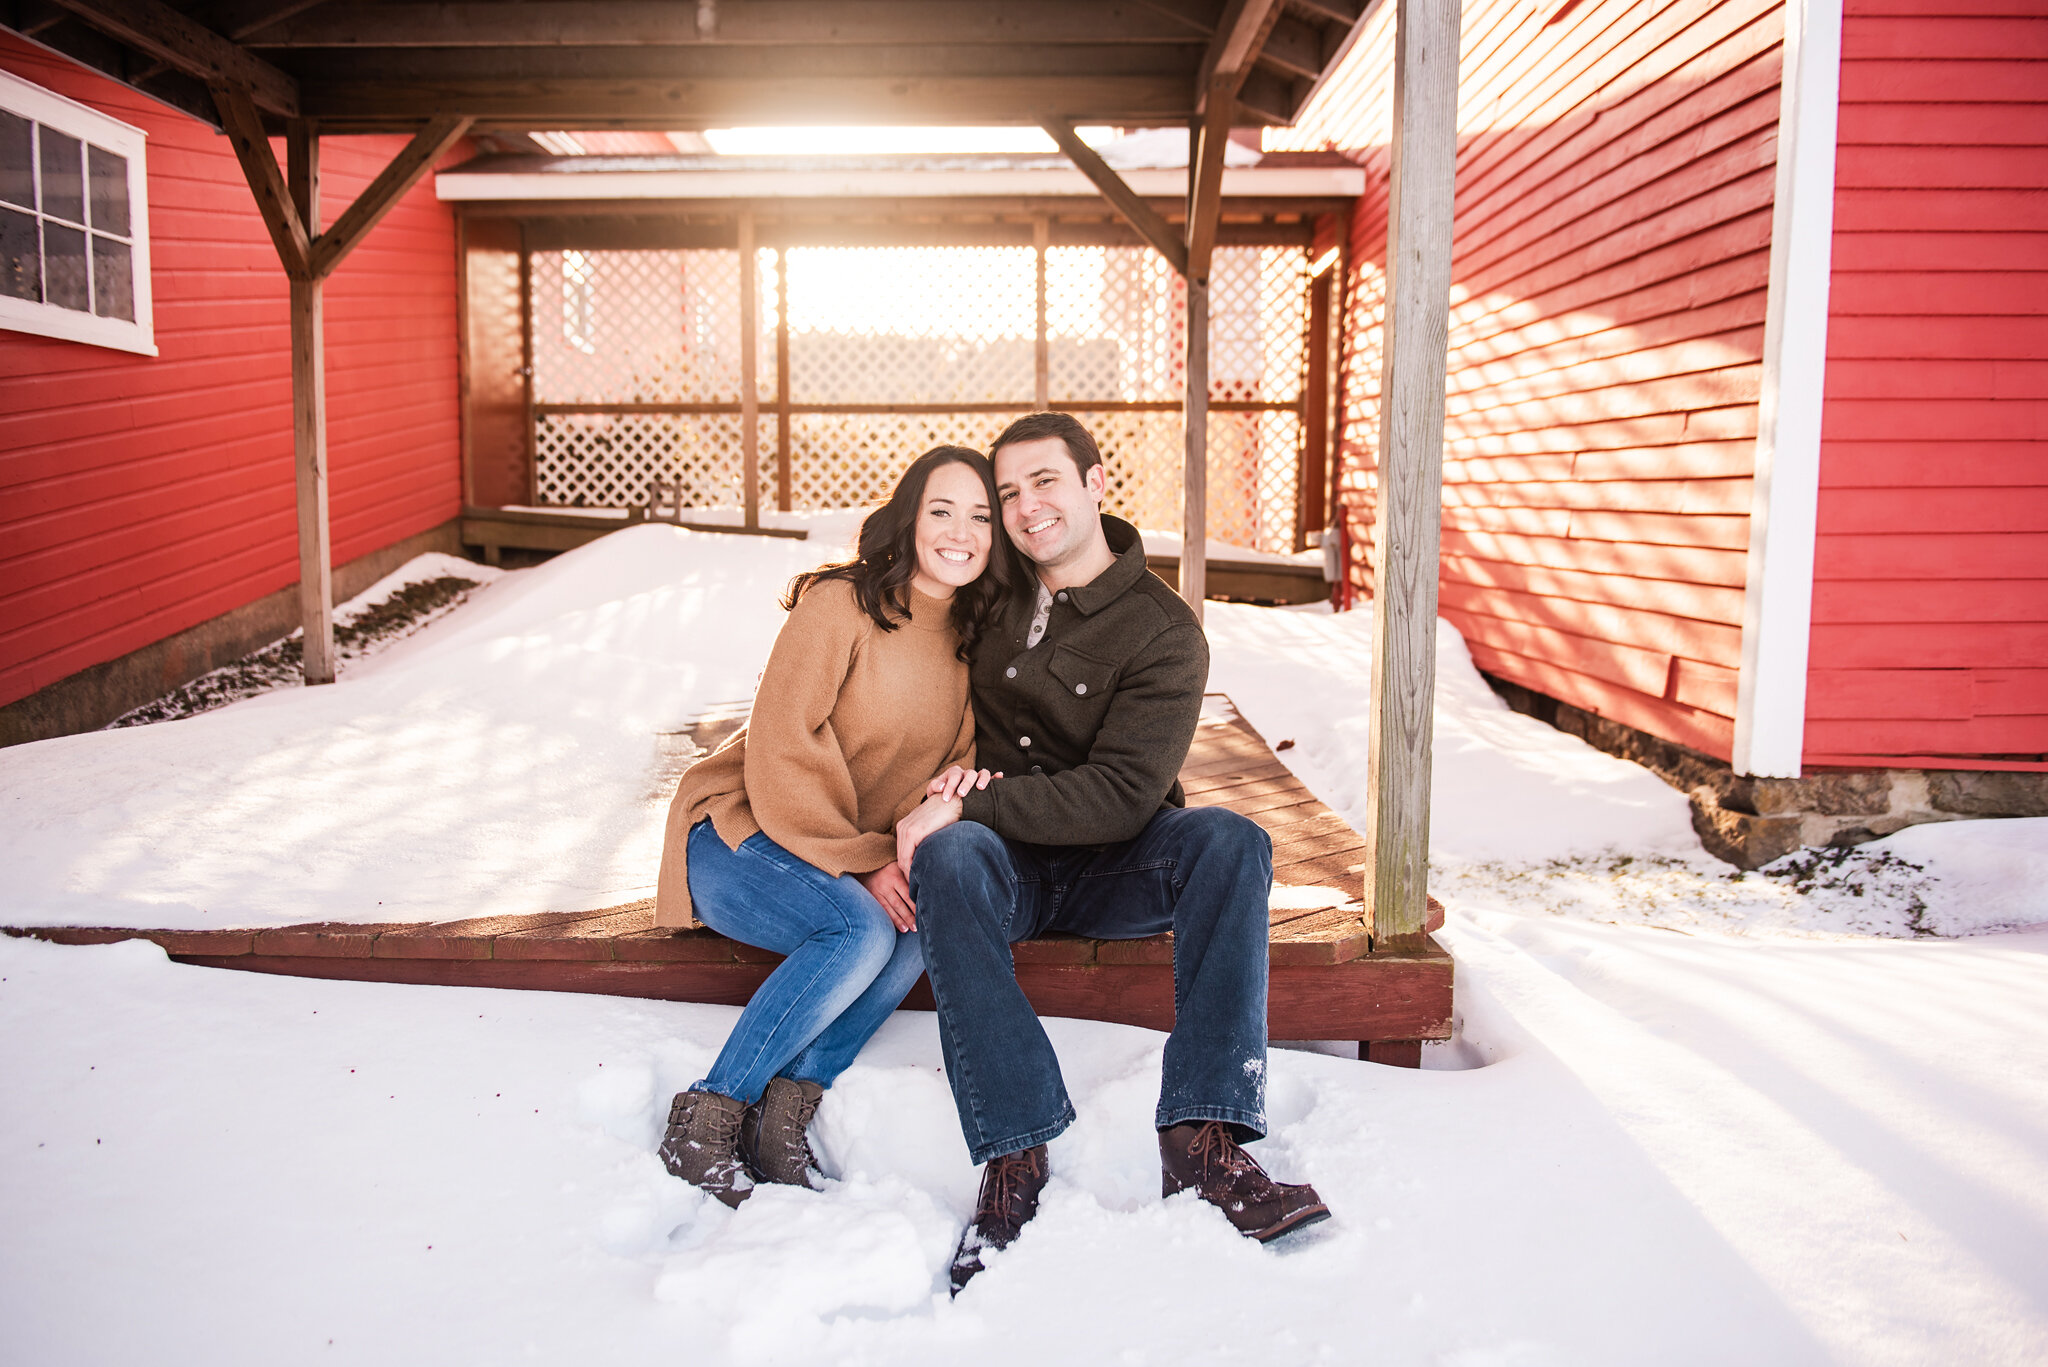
[1074,683,1087,695]
[1031,765,1044,775]
[1019,735,1031,747]
[1056,591,1068,602]
[1005,666,1017,678]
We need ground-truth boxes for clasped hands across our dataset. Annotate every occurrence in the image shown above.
[855,765,999,932]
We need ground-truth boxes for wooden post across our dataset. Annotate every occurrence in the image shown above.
[1033,215,1050,409]
[1365,0,1461,951]
[1301,267,1332,550]
[1182,277,1209,618]
[1180,91,1231,621]
[518,230,535,510]
[774,243,792,512]
[286,119,335,686]
[738,212,759,529]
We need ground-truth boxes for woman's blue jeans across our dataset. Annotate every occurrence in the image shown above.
[686,818,926,1105]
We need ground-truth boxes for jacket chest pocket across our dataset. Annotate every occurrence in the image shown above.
[1047,644,1117,704]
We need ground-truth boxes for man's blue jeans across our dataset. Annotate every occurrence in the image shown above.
[909,805,1273,1163]
[686,818,926,1105]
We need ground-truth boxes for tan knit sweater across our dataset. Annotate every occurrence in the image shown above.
[655,577,975,929]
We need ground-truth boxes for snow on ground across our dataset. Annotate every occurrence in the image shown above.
[5,527,2048,1365]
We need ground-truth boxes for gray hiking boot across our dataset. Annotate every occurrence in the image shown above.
[741,1077,826,1189]
[658,1088,752,1208]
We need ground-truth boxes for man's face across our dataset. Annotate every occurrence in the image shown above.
[994,436,1107,572]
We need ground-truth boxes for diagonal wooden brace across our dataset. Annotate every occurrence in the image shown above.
[210,82,311,280]
[309,115,473,280]
[1042,119,1189,277]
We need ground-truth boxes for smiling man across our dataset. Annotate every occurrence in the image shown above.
[894,412,1330,1295]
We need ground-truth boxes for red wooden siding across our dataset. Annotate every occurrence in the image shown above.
[1273,0,1786,763]
[1806,1,2048,770]
[0,32,465,711]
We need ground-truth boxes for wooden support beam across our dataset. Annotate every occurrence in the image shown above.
[774,246,792,513]
[47,0,299,114]
[738,212,760,530]
[1301,267,1332,549]
[1185,83,1233,282]
[1196,0,1284,108]
[286,119,334,686]
[307,115,472,279]
[1181,275,1208,620]
[1041,119,1188,276]
[1364,0,1460,951]
[210,82,310,279]
[1033,215,1050,409]
[237,1,1215,47]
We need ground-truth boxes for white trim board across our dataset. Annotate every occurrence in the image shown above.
[434,165,1365,202]
[1732,0,1842,778]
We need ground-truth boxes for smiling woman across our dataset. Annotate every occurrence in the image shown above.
[650,444,1019,1207]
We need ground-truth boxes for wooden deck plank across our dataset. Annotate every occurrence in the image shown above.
[6,695,1452,1053]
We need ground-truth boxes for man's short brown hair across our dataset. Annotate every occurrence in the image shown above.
[990,411,1103,482]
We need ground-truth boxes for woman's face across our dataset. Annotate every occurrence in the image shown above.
[908,460,993,600]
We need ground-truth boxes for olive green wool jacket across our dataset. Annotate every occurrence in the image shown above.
[958,516,1208,846]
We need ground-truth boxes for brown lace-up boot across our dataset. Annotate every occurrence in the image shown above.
[658,1088,752,1208]
[948,1144,1050,1297]
[740,1077,826,1189]
[1160,1121,1330,1242]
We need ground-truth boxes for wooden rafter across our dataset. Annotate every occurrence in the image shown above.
[44,0,299,114]
[1041,119,1189,276]
[1196,0,1284,110]
[237,1,1213,47]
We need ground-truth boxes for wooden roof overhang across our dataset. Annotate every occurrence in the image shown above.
[436,149,1364,250]
[7,0,1382,134]
[6,0,1457,949]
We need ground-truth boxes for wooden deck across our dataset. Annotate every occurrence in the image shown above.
[11,696,1451,1064]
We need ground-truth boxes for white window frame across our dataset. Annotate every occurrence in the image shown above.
[0,67,155,356]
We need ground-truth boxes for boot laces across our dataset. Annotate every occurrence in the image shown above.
[690,1094,744,1151]
[1188,1121,1259,1185]
[976,1147,1046,1236]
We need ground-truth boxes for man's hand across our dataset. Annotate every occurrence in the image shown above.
[896,792,964,874]
[926,765,1001,801]
[855,861,916,932]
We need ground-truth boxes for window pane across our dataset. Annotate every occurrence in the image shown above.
[88,144,130,236]
[0,205,40,302]
[38,126,83,223]
[0,111,30,210]
[43,221,87,310]
[92,233,133,320]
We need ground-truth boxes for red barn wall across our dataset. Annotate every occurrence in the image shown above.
[1805,2,2048,770]
[0,33,465,714]
[1275,0,1786,763]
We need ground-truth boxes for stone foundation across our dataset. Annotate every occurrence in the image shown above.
[1482,675,2048,870]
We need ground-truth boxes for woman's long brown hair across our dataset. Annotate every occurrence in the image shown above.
[783,445,1018,661]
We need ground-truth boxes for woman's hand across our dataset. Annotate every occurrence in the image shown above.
[896,791,964,874]
[855,861,917,932]
[926,765,1001,801]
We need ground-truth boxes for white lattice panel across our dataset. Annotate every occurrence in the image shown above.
[786,411,1020,510]
[1047,247,1184,402]
[785,248,1036,404]
[525,242,1309,552]
[537,412,755,509]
